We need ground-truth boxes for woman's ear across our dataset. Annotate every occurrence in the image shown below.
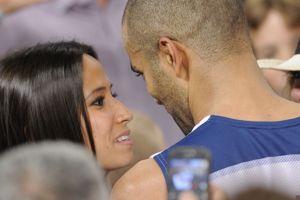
[158,37,189,81]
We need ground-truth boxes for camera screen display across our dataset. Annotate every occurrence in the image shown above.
[169,158,209,192]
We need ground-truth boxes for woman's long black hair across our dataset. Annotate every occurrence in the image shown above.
[0,41,97,153]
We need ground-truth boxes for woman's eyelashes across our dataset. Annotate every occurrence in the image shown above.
[92,96,105,107]
[91,92,118,107]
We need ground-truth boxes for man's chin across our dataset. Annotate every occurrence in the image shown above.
[155,97,194,135]
[171,112,195,136]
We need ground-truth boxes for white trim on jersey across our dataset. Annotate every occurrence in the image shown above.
[211,155,300,199]
[191,115,211,133]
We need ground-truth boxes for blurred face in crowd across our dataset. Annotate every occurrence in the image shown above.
[82,54,133,171]
[251,10,300,103]
[251,10,299,60]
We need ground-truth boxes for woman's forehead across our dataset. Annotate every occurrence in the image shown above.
[82,54,110,93]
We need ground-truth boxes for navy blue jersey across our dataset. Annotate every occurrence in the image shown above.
[153,115,300,198]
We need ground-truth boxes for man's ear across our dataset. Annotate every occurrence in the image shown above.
[158,37,189,81]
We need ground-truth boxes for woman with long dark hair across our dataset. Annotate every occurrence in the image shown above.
[0,41,133,171]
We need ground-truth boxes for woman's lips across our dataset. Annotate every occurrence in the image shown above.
[114,131,133,145]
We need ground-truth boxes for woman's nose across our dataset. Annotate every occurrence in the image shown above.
[115,100,133,124]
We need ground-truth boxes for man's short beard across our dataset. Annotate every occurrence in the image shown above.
[151,65,195,135]
[167,86,195,135]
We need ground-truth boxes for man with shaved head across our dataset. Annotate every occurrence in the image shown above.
[112,0,300,199]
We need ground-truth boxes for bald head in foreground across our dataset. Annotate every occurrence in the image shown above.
[112,0,300,199]
[0,142,109,200]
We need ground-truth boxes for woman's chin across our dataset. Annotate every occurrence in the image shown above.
[99,152,134,172]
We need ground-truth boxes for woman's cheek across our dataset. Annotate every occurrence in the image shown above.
[90,111,115,141]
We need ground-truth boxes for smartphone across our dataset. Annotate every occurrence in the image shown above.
[167,146,211,200]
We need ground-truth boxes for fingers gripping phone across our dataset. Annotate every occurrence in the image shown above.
[167,146,211,200]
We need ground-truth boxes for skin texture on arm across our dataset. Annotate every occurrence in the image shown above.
[111,158,167,200]
[111,158,229,200]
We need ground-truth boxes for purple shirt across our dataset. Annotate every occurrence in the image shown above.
[0,0,183,145]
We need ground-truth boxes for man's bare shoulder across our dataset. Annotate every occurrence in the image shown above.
[111,158,167,200]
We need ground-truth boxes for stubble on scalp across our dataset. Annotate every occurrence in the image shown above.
[123,0,250,64]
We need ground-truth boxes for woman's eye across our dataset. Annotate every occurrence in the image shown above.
[92,97,104,107]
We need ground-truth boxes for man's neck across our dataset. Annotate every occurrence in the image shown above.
[189,54,299,124]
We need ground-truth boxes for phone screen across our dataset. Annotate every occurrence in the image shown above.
[168,147,210,200]
[170,158,209,192]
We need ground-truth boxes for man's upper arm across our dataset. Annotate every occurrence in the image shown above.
[111,158,167,200]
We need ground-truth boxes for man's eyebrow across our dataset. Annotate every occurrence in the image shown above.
[86,84,113,99]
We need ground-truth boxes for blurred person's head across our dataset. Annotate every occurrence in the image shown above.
[245,0,300,59]
[122,0,253,134]
[0,142,109,200]
[0,41,133,171]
